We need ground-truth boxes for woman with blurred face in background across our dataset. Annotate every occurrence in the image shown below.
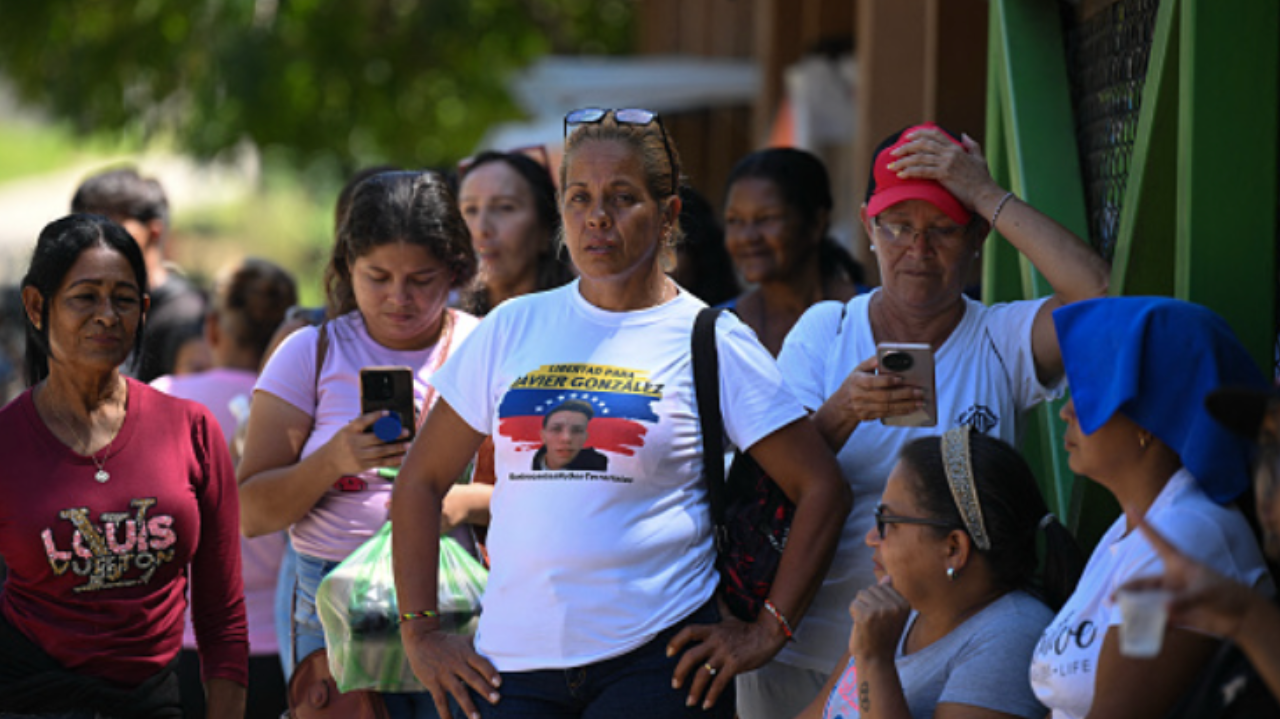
[456,150,574,316]
[151,257,297,719]
[722,147,861,355]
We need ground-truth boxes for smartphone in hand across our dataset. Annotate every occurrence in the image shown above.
[359,366,417,442]
[876,342,937,427]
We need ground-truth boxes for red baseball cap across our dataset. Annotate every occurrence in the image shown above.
[865,122,972,226]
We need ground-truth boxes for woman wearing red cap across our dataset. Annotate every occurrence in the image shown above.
[734,124,1110,719]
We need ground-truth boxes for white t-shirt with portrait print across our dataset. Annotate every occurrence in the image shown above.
[429,280,806,671]
[1029,469,1272,719]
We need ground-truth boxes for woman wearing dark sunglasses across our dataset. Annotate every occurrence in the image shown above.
[797,427,1082,719]
[391,107,850,719]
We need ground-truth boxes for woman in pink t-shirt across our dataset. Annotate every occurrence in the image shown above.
[151,257,296,719]
[237,171,482,718]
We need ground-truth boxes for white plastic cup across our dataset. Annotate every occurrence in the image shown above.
[1117,587,1171,658]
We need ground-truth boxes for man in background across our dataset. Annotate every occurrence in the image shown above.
[71,167,206,382]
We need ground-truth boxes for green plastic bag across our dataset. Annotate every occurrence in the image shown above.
[316,522,488,693]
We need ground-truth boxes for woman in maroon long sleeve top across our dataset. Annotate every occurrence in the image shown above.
[0,214,247,718]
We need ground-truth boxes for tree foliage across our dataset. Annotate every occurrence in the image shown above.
[0,0,633,171]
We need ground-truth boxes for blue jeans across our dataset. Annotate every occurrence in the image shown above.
[294,551,442,719]
[465,600,734,719]
[276,536,298,680]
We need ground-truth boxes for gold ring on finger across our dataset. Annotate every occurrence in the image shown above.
[704,663,717,676]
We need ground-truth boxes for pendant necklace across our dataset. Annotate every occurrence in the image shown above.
[89,444,112,483]
[47,402,117,483]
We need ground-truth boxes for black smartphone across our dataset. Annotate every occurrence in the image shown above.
[359,366,417,442]
[876,342,938,427]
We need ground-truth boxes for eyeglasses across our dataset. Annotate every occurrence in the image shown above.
[872,217,969,248]
[874,503,959,540]
[457,144,551,177]
[563,108,678,197]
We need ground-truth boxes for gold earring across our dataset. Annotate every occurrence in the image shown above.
[1139,433,1149,450]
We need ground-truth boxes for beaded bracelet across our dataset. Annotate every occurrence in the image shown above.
[989,191,1016,230]
[762,599,795,641]
[400,609,440,623]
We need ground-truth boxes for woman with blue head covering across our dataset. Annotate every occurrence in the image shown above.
[1029,296,1273,719]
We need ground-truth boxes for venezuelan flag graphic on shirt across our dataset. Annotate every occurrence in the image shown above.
[497,363,663,458]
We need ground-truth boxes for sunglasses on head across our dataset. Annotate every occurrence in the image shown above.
[563,107,678,197]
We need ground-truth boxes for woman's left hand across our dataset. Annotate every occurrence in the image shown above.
[888,128,1004,213]
[667,604,786,711]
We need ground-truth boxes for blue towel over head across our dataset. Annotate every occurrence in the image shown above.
[1053,296,1267,503]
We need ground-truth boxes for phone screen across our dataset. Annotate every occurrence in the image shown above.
[360,367,417,442]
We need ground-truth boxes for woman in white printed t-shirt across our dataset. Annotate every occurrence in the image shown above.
[237,171,482,718]
[391,108,851,719]
[1029,296,1273,719]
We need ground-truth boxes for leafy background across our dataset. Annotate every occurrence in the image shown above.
[0,0,634,303]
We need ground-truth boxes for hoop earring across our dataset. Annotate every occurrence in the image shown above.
[946,566,956,582]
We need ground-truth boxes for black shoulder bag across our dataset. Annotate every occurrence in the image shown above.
[692,307,796,622]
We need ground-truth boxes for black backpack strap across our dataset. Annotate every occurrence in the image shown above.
[313,320,330,413]
[692,307,727,526]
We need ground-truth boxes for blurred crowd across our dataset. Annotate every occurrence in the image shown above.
[0,111,1277,719]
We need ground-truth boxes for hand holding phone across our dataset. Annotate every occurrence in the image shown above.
[876,343,937,427]
[360,366,417,443]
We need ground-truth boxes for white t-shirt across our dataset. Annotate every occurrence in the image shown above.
[430,281,805,671]
[1030,469,1273,719]
[775,290,1062,670]
[255,309,479,561]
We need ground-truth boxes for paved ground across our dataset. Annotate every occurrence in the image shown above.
[0,150,258,285]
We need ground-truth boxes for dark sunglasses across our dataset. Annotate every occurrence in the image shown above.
[873,503,960,540]
[563,107,678,197]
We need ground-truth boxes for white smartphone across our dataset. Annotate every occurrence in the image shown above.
[876,342,937,427]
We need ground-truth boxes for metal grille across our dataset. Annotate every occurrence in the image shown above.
[1063,0,1161,260]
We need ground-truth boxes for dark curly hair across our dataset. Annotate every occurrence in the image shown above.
[323,171,477,318]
